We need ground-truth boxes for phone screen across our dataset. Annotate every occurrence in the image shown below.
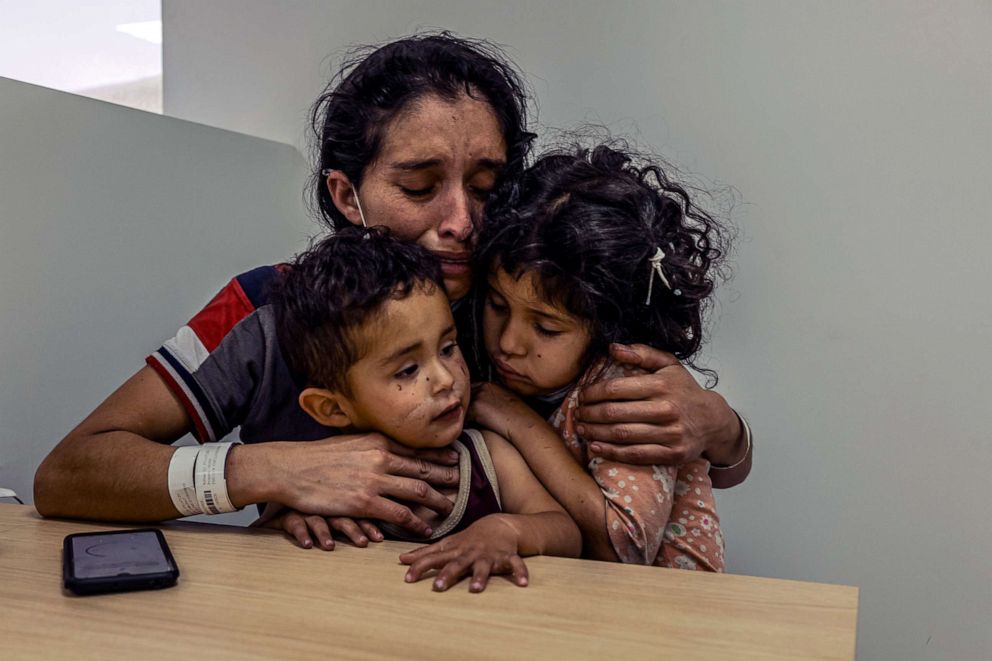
[70,531,174,579]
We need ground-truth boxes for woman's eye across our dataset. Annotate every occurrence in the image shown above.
[395,364,419,379]
[535,324,563,338]
[470,185,494,200]
[399,185,434,197]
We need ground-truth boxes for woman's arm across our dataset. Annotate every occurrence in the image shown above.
[573,343,752,488]
[34,366,459,532]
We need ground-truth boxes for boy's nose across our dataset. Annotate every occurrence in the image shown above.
[431,361,456,393]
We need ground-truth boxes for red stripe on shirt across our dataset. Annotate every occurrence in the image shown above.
[186,278,255,353]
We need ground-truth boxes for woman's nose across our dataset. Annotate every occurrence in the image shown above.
[437,189,476,242]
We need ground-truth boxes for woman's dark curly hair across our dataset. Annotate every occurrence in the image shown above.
[271,227,445,394]
[477,143,731,383]
[309,32,536,230]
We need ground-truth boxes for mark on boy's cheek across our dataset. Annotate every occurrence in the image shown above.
[396,384,402,391]
[537,353,542,359]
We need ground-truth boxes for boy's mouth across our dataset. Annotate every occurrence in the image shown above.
[432,401,463,423]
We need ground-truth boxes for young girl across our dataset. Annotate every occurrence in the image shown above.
[470,144,737,570]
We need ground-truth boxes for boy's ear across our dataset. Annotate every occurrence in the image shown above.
[325,170,363,227]
[298,387,354,428]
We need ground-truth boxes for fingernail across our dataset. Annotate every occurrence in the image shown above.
[447,451,458,461]
[359,536,368,544]
[589,443,601,454]
[470,582,482,592]
[323,539,333,548]
[405,573,414,583]
[519,577,529,586]
[434,579,445,591]
[576,424,586,436]
[302,539,312,548]
[424,527,433,537]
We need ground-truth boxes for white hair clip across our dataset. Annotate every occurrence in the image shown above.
[645,246,679,304]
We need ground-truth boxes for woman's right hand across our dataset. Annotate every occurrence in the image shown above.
[231,431,461,538]
[252,504,384,551]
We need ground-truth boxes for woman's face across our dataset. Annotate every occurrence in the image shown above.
[331,93,507,300]
[483,268,592,397]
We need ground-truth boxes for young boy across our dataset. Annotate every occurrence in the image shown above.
[266,227,580,592]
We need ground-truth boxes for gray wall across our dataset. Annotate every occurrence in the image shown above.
[0,77,314,525]
[160,2,992,659]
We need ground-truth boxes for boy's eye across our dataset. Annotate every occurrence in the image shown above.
[535,324,563,338]
[395,363,419,379]
[440,341,458,357]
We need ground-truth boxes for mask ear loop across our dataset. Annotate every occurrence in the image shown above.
[353,190,369,229]
[321,168,368,228]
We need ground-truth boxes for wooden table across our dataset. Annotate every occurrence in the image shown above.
[0,504,857,659]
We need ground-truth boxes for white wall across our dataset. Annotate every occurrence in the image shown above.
[140,2,992,658]
[0,77,314,524]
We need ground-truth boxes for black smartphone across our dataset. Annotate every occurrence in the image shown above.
[62,529,180,596]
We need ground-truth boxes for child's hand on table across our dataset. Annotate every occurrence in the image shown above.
[252,503,383,551]
[399,515,529,593]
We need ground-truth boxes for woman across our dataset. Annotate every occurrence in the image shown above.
[34,34,750,544]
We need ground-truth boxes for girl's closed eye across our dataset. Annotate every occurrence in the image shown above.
[395,363,420,379]
[486,295,508,314]
[534,324,563,338]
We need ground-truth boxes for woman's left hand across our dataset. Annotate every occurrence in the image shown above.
[398,515,528,592]
[575,343,742,466]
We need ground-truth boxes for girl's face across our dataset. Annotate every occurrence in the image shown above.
[330,93,507,301]
[483,268,592,397]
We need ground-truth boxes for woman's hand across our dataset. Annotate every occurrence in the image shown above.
[575,343,743,467]
[231,432,461,537]
[252,503,384,551]
[398,515,529,593]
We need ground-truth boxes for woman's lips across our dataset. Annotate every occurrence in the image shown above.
[435,251,472,277]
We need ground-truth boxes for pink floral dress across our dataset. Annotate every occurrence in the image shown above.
[548,359,725,571]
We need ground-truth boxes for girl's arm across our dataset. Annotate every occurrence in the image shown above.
[470,384,630,561]
[573,343,752,489]
[399,430,581,592]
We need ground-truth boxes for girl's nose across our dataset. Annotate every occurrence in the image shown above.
[498,318,527,357]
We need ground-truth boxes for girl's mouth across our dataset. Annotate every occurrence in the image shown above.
[493,359,528,383]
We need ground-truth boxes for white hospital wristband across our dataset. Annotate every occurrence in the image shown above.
[168,446,202,517]
[194,442,242,514]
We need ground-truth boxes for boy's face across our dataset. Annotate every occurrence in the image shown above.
[483,268,592,397]
[341,286,470,448]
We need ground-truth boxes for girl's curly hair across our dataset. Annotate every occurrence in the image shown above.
[477,142,732,383]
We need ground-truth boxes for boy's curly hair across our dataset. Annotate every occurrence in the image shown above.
[271,227,444,393]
